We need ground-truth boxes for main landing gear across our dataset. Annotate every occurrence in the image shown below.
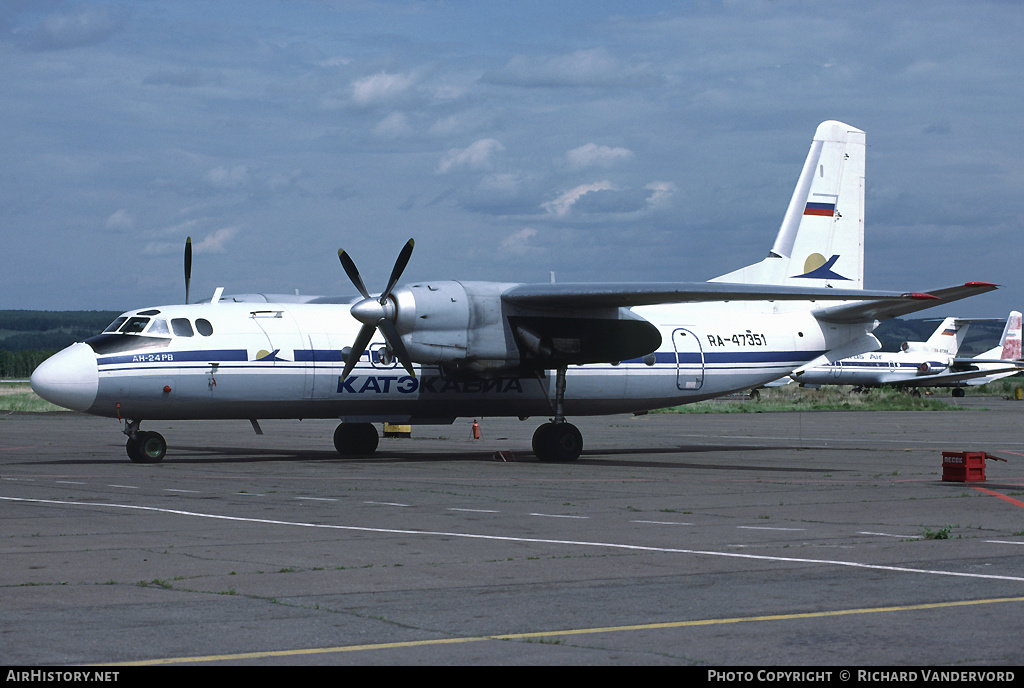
[331,366,584,463]
[532,366,583,463]
[333,422,379,456]
[123,420,167,463]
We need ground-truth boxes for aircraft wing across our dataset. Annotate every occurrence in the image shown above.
[886,364,1024,387]
[498,282,927,367]
[811,283,998,324]
[952,357,1024,366]
[501,282,934,310]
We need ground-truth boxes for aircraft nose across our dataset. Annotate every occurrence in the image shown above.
[30,342,99,413]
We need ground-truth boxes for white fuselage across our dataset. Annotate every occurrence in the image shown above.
[32,299,866,423]
[793,349,953,387]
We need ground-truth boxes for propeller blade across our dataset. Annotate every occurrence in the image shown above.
[338,249,370,299]
[381,238,415,303]
[378,318,415,377]
[184,236,192,305]
[338,239,417,380]
[341,322,376,381]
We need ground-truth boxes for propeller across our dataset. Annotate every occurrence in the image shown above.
[184,236,192,304]
[338,239,416,380]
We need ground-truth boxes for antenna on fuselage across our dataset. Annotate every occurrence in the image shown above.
[184,236,192,305]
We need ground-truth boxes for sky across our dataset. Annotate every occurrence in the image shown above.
[2,0,1022,318]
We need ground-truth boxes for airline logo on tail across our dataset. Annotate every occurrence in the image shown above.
[1001,312,1022,359]
[792,254,852,281]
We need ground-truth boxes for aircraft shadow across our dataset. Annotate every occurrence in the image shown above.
[21,442,851,472]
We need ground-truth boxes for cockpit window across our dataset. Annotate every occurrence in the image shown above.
[148,319,170,336]
[196,318,214,336]
[103,317,128,333]
[119,317,150,334]
[171,318,194,337]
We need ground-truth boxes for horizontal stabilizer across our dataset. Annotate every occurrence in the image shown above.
[812,283,998,324]
[885,364,1024,388]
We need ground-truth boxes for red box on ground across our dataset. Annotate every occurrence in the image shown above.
[941,451,987,482]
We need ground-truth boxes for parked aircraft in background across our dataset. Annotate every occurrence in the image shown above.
[790,311,1022,396]
[30,121,997,463]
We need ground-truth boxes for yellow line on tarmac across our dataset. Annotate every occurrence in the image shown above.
[98,596,1024,666]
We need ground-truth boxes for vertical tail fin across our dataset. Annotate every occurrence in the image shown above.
[998,311,1022,360]
[712,120,865,287]
[923,317,968,355]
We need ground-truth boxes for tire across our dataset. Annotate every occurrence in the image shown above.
[533,422,583,463]
[128,431,166,463]
[334,423,379,456]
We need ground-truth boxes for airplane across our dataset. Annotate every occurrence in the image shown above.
[30,120,998,464]
[789,311,1023,396]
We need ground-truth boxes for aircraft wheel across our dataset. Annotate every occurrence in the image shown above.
[952,387,965,398]
[334,423,379,456]
[533,422,583,463]
[127,431,166,463]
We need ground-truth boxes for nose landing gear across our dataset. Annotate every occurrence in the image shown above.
[124,420,166,463]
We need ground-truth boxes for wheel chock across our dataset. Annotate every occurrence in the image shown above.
[941,451,1006,482]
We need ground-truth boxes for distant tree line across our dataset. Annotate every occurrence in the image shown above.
[1,310,121,336]
[0,350,51,378]
[1,311,120,378]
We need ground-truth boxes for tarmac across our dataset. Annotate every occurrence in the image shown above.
[2,397,1023,666]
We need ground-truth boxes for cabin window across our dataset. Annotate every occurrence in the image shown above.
[195,318,214,336]
[119,317,150,334]
[171,318,194,337]
[103,317,128,333]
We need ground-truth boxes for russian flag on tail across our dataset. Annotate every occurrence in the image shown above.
[803,202,836,217]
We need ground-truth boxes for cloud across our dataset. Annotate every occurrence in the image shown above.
[351,71,418,106]
[484,47,653,88]
[565,143,635,169]
[372,112,412,138]
[644,181,677,209]
[105,209,134,232]
[542,181,677,218]
[140,225,239,259]
[30,5,129,50]
[542,181,615,217]
[500,227,539,255]
[193,226,240,253]
[437,138,505,173]
[204,166,250,189]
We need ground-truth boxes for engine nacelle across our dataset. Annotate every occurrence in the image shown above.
[901,341,930,353]
[918,360,948,375]
[392,281,520,374]
[388,280,663,377]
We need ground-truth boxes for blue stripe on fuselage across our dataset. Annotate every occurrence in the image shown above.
[97,349,248,366]
[97,347,824,370]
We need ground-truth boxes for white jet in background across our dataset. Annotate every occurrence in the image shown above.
[790,311,1022,396]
